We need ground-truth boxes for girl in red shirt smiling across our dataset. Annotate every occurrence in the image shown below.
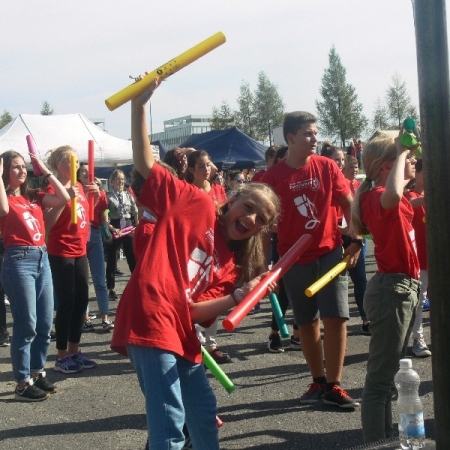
[112,77,280,450]
[0,151,70,401]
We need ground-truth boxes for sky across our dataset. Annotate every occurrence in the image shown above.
[1,0,443,142]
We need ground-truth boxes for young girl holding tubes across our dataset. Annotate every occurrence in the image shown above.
[46,146,99,374]
[111,77,280,450]
[352,134,420,444]
[0,151,70,401]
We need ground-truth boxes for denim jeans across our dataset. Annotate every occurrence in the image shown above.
[127,345,219,450]
[87,227,109,315]
[1,246,53,383]
[411,269,428,340]
[361,273,420,443]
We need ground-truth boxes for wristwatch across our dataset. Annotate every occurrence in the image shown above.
[351,238,364,248]
[231,288,245,305]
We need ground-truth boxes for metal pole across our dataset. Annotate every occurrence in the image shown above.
[412,1,450,448]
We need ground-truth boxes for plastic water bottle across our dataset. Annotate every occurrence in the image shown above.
[394,359,425,449]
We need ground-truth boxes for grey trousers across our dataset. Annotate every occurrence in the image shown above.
[361,273,420,444]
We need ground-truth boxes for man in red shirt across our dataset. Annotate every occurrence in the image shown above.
[263,111,362,409]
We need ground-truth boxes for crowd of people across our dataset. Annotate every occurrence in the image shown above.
[0,77,430,448]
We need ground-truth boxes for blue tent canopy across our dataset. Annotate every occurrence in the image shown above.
[179,127,266,169]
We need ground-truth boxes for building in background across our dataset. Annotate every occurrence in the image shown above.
[151,115,212,149]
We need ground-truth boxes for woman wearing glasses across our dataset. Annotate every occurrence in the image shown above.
[226,171,246,196]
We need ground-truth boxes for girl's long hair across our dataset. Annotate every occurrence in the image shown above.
[351,134,397,236]
[185,150,209,184]
[1,151,39,201]
[218,182,280,285]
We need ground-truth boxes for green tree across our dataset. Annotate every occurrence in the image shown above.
[211,101,235,130]
[385,73,418,129]
[234,81,258,139]
[0,109,13,129]
[316,46,368,145]
[372,97,390,131]
[253,71,285,144]
[41,100,54,115]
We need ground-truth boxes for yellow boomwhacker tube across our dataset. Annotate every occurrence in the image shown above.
[105,31,226,111]
[70,154,77,225]
[305,256,350,297]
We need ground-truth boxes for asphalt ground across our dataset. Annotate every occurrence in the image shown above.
[0,241,435,449]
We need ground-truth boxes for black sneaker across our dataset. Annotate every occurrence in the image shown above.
[49,330,57,341]
[33,373,58,394]
[0,332,10,347]
[322,385,360,409]
[299,382,325,404]
[115,269,125,276]
[289,335,301,350]
[82,320,95,332]
[109,290,119,300]
[15,383,49,402]
[361,322,371,335]
[268,333,285,353]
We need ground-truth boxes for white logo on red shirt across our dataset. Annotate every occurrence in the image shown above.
[186,247,213,302]
[22,210,43,242]
[289,177,320,192]
[294,194,320,229]
[77,202,87,229]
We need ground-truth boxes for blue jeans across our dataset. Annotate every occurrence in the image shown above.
[127,345,219,450]
[87,228,109,315]
[361,273,420,443]
[1,246,54,383]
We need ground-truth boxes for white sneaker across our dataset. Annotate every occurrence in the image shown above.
[413,338,431,357]
[102,319,114,331]
[4,298,9,306]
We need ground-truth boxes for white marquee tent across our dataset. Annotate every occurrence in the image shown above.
[0,114,134,167]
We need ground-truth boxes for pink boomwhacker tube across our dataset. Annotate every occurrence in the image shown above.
[88,140,95,221]
[26,135,42,176]
[222,234,313,332]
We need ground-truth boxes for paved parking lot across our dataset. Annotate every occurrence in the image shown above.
[0,242,435,449]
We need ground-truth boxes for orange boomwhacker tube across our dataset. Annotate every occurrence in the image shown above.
[105,31,226,111]
[222,234,313,332]
[70,154,77,225]
[304,256,350,297]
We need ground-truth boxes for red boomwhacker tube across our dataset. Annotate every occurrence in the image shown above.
[222,234,313,332]
[88,140,95,221]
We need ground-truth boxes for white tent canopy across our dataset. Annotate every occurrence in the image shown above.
[0,114,133,168]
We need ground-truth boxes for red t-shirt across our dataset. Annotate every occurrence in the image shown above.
[208,184,227,206]
[405,189,427,270]
[0,193,46,247]
[348,179,362,196]
[251,169,266,183]
[111,164,238,363]
[91,190,108,228]
[45,181,89,257]
[361,186,419,279]
[133,215,156,260]
[262,156,350,264]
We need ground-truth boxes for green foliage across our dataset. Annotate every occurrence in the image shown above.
[211,101,235,130]
[213,72,285,143]
[385,73,418,129]
[0,110,13,129]
[253,71,285,143]
[316,46,368,145]
[372,97,390,131]
[234,81,258,139]
[41,100,54,115]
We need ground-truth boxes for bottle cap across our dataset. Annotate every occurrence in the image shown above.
[403,117,416,132]
[399,358,413,369]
